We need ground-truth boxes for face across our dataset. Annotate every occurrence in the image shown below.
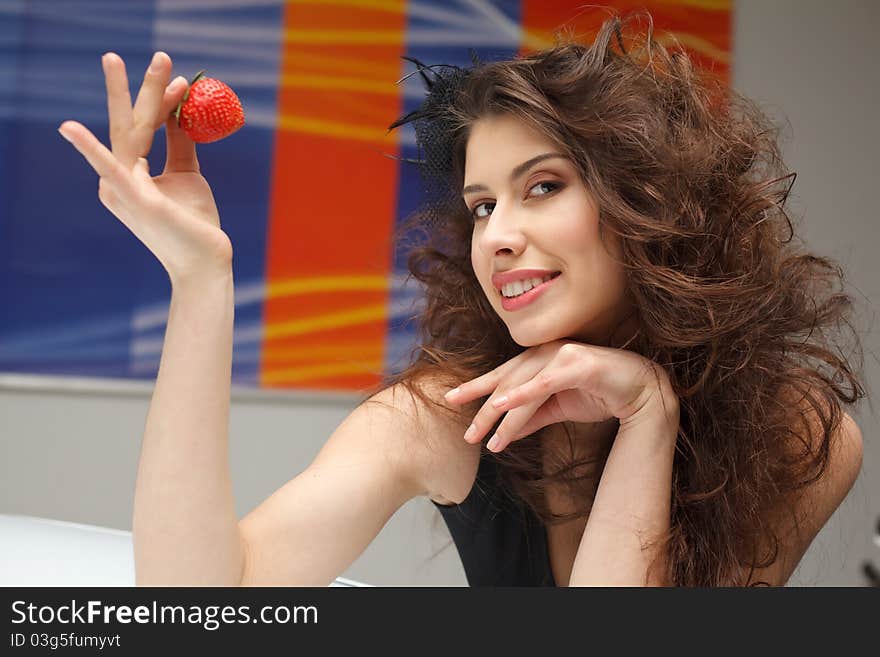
[463,113,635,347]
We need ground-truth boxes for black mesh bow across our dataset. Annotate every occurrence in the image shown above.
[386,51,483,226]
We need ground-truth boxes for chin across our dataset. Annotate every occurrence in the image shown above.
[507,311,605,347]
[511,335,540,348]
[507,325,568,348]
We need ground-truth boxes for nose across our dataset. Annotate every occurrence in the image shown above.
[475,203,527,257]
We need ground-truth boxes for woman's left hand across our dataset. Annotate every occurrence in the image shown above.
[444,340,679,452]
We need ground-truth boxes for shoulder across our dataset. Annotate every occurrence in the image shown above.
[781,387,864,502]
[747,387,863,585]
[360,377,482,507]
[800,402,863,525]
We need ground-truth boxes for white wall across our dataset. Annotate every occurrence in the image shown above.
[2,0,877,586]
[732,0,879,586]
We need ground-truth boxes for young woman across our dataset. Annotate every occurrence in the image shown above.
[58,12,865,587]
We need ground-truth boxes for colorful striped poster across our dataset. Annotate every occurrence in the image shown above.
[0,1,730,391]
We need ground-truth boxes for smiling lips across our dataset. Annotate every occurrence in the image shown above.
[491,268,560,289]
[491,269,562,311]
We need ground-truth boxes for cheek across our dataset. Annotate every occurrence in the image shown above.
[558,199,601,246]
[554,201,624,295]
[536,189,597,246]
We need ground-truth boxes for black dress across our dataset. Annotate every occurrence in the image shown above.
[431,453,556,587]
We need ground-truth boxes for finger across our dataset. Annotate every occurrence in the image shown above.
[97,177,123,214]
[159,76,188,130]
[58,121,141,203]
[484,361,579,450]
[511,397,567,440]
[462,391,508,446]
[163,79,200,173]
[102,52,136,169]
[491,365,575,412]
[488,398,546,453]
[132,51,172,159]
[444,351,538,406]
[444,366,506,406]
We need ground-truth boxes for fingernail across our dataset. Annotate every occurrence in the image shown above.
[148,51,164,74]
[487,435,500,451]
[491,395,508,408]
[58,126,72,143]
[445,387,460,399]
[463,424,476,442]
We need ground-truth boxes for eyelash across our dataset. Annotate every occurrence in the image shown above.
[470,181,562,220]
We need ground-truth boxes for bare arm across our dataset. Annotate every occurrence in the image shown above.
[132,270,242,585]
[569,390,863,586]
[61,51,448,586]
[237,380,478,586]
[59,50,241,583]
[237,384,449,586]
[569,395,679,587]
[131,274,454,586]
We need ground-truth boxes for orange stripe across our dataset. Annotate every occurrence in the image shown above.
[520,0,730,82]
[262,3,406,391]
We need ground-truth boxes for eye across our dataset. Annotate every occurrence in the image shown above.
[471,180,562,219]
[471,201,495,220]
[528,181,560,197]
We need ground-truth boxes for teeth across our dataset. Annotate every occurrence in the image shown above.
[501,274,555,298]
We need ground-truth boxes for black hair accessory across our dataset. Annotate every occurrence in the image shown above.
[388,61,465,164]
[385,50,484,226]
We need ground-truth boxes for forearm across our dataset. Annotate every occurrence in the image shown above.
[569,403,678,586]
[132,270,243,585]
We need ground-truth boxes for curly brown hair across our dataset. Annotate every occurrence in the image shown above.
[365,10,867,586]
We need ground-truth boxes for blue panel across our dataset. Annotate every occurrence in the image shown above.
[0,0,283,386]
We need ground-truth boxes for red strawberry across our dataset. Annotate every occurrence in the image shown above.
[173,70,245,144]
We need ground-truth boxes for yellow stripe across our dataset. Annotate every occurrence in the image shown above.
[280,114,397,143]
[523,29,729,66]
[267,275,389,299]
[287,0,730,14]
[286,0,404,13]
[283,73,398,95]
[265,304,387,339]
[657,32,730,65]
[285,29,403,45]
[521,30,554,51]
[263,342,383,362]
[263,360,384,384]
[652,0,730,10]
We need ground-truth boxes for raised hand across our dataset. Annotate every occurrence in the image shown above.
[58,51,233,284]
[444,340,680,453]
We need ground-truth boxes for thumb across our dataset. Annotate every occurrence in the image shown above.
[164,106,200,174]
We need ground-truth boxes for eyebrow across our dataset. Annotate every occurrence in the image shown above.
[461,152,568,196]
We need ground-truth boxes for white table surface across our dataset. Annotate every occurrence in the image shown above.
[0,514,368,587]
